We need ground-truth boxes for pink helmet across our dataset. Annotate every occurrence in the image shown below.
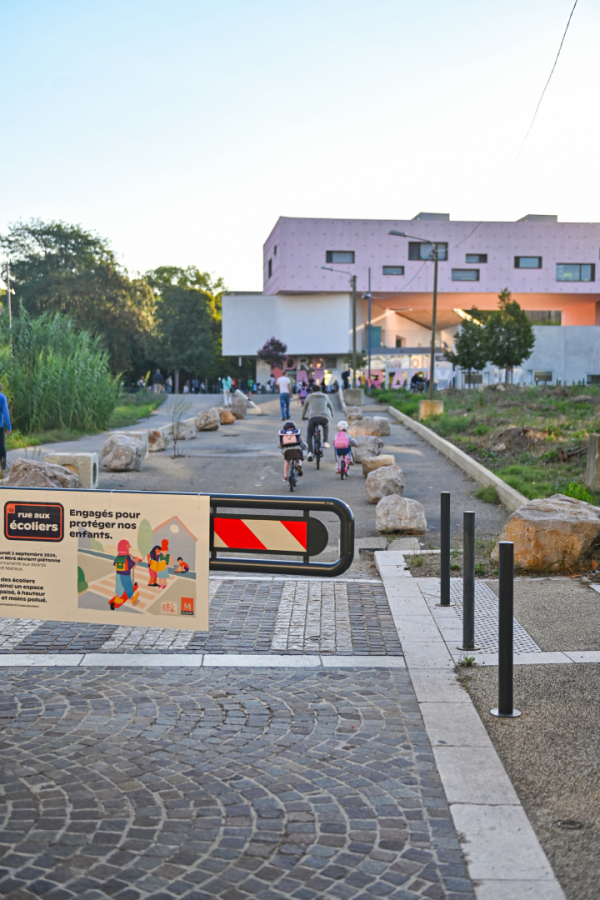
[117,539,131,555]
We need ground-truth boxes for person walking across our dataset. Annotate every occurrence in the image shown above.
[152,369,165,393]
[165,375,173,394]
[302,384,334,459]
[0,383,11,475]
[222,374,233,407]
[276,371,292,420]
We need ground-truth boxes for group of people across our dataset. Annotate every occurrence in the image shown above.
[277,383,357,480]
[110,537,190,610]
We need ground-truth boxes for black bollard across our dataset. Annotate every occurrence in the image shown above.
[458,511,480,650]
[438,492,451,607]
[491,541,521,718]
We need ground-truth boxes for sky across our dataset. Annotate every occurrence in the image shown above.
[1,0,597,291]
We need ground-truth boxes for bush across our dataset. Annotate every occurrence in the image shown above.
[564,482,595,504]
[0,307,121,433]
[475,485,501,504]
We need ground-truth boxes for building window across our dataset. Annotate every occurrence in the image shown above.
[466,253,487,263]
[326,251,355,264]
[268,259,272,278]
[525,311,562,325]
[452,269,479,281]
[395,337,405,348]
[556,263,595,282]
[274,245,277,255]
[515,256,542,268]
[408,242,448,261]
[382,265,405,275]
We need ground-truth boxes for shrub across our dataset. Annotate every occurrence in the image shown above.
[475,485,501,504]
[564,482,595,504]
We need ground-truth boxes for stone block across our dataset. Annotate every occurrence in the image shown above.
[43,452,99,489]
[217,407,236,425]
[101,434,144,471]
[362,454,396,476]
[111,430,149,458]
[8,458,83,489]
[376,495,427,534]
[148,429,170,452]
[365,465,405,504]
[373,416,391,436]
[351,435,384,463]
[418,399,444,420]
[196,408,220,430]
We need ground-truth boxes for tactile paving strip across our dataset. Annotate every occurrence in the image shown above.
[450,580,541,654]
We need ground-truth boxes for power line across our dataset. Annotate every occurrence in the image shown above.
[506,0,579,178]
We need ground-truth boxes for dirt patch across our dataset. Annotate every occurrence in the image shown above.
[488,425,548,453]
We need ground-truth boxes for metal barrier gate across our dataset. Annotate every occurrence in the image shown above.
[209,494,354,577]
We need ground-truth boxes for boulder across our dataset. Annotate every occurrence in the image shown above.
[102,434,144,471]
[491,493,600,571]
[148,429,170,452]
[351,435,384,463]
[349,416,382,437]
[365,465,405,504]
[376,495,427,534]
[373,416,391,437]
[346,407,363,423]
[217,407,236,425]
[231,397,246,419]
[195,408,220,431]
[362,454,396,476]
[7,458,83,489]
[173,421,196,441]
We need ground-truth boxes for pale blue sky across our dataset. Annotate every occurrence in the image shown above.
[1,0,597,290]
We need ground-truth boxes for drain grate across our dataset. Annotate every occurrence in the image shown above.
[450,581,541,654]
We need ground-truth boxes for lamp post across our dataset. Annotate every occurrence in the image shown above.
[362,267,372,387]
[322,266,358,388]
[389,230,440,401]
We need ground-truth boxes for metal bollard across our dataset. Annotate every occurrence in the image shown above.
[458,511,480,650]
[491,541,521,718]
[437,492,452,607]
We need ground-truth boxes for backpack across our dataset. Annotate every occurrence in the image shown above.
[334,430,350,449]
[114,555,130,573]
[280,430,300,446]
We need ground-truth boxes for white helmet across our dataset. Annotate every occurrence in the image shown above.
[337,420,348,431]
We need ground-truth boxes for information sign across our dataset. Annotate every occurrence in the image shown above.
[0,489,209,630]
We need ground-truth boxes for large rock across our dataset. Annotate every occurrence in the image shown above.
[173,421,196,441]
[195,408,220,431]
[352,435,384,463]
[349,416,382,437]
[365,465,405,504]
[7,458,83,489]
[217,407,236,425]
[362,454,396,476]
[491,494,600,571]
[376,495,427,534]
[101,434,144,471]
[231,396,246,420]
[148,429,169,452]
[346,407,363,423]
[373,416,391,437]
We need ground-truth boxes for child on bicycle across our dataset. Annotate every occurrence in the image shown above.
[333,420,357,473]
[278,420,307,482]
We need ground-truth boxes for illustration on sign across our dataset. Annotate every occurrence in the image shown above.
[0,489,209,631]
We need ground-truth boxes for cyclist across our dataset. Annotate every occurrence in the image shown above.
[278,420,306,482]
[302,384,334,461]
[333,420,357,473]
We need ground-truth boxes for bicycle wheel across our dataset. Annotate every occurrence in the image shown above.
[288,461,296,492]
[315,430,321,470]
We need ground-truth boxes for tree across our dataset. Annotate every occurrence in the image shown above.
[146,266,223,392]
[257,337,287,369]
[484,289,535,383]
[444,308,488,387]
[0,219,154,374]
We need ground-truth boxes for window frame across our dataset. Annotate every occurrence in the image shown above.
[556,263,595,283]
[408,242,448,261]
[268,258,272,279]
[451,269,480,282]
[382,265,405,276]
[326,250,355,264]
[465,253,487,263]
[514,256,542,269]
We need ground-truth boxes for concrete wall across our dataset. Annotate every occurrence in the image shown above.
[222,292,352,356]
[524,326,600,383]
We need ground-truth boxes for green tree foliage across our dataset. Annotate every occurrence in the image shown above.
[0,306,121,432]
[257,337,288,369]
[1,219,155,373]
[484,289,535,383]
[444,308,488,386]
[146,267,223,385]
[137,519,153,557]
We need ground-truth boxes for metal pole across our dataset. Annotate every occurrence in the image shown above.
[438,492,451,606]
[491,542,521,718]
[459,511,480,650]
[429,246,438,400]
[351,275,357,389]
[367,267,372,387]
[6,261,11,333]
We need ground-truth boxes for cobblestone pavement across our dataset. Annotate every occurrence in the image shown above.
[0,579,402,657]
[0,666,474,900]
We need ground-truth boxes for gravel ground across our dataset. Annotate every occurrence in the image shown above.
[485,579,600,651]
[462,663,600,900]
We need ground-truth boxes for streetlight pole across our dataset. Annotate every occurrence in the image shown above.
[389,230,440,401]
[322,265,359,389]
[366,267,372,386]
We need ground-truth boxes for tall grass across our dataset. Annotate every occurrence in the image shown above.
[0,308,121,433]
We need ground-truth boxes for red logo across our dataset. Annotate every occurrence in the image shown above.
[181,597,194,615]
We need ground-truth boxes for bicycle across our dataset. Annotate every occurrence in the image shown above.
[288,457,298,492]
[313,424,323,470]
[339,452,352,480]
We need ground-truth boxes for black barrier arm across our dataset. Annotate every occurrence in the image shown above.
[208,494,354,577]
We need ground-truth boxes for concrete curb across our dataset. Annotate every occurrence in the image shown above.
[375,551,567,900]
[385,406,528,512]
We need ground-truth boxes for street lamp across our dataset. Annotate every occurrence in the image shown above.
[321,266,358,388]
[389,230,440,401]
[362,266,372,386]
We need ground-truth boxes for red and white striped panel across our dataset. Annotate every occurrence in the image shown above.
[213,517,307,553]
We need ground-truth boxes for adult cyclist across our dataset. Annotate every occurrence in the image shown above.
[302,384,334,461]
